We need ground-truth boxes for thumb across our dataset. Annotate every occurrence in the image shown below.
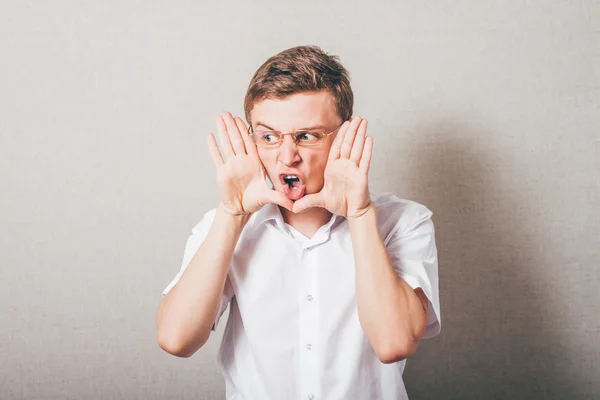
[262,189,294,211]
[293,192,324,214]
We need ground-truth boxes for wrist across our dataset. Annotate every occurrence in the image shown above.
[347,202,376,221]
[347,203,377,231]
[217,203,252,226]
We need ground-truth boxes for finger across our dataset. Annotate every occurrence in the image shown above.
[222,112,247,155]
[292,192,324,214]
[216,115,235,160]
[359,136,374,174]
[350,119,368,163]
[207,133,224,166]
[235,117,259,158]
[328,121,349,161]
[263,190,294,211]
[340,116,363,159]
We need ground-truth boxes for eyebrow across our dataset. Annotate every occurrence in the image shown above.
[254,121,327,131]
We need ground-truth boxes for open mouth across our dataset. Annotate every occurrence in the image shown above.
[279,173,306,201]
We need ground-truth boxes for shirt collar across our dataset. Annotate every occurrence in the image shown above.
[250,203,343,235]
[250,202,283,227]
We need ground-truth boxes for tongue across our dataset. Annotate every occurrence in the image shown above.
[283,182,306,201]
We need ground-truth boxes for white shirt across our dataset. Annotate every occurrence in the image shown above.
[163,192,441,400]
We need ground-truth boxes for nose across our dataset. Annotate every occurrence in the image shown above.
[277,135,301,167]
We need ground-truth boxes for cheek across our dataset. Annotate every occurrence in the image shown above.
[315,149,331,169]
[257,152,277,179]
[256,151,272,167]
[305,152,329,178]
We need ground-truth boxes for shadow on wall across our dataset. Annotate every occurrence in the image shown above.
[391,120,581,400]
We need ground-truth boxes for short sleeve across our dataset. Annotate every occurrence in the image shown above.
[384,206,441,339]
[162,208,234,331]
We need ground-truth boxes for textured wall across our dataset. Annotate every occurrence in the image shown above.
[1,1,598,399]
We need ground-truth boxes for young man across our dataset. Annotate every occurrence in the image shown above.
[156,45,440,400]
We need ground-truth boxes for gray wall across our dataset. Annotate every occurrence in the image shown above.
[1,1,598,399]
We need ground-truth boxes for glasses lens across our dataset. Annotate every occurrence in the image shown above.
[251,130,326,147]
[253,131,282,147]
[295,131,324,146]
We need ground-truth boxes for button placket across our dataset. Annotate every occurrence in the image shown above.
[298,246,320,400]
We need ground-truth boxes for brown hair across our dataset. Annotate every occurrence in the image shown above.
[244,45,353,124]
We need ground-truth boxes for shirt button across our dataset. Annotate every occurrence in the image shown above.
[308,395,315,400]
[306,344,312,350]
[306,294,313,301]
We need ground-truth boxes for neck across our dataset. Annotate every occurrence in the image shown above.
[279,206,333,239]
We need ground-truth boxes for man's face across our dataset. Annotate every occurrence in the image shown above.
[249,90,343,201]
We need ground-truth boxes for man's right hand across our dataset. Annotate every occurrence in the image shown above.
[207,112,294,217]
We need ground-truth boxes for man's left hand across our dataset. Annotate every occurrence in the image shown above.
[292,116,374,218]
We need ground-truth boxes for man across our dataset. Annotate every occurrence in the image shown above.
[156,45,440,400]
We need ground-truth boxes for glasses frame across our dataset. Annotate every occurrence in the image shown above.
[248,122,345,148]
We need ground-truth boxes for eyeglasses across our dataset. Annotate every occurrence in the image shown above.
[248,123,344,148]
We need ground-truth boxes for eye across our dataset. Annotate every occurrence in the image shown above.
[296,131,320,142]
[260,132,279,142]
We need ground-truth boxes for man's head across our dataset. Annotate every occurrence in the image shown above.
[244,45,354,201]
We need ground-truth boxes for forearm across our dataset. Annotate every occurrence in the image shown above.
[156,204,249,357]
[349,206,427,363]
